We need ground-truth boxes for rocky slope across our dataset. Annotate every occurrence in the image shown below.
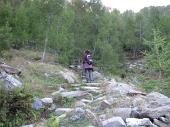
[1,50,170,127]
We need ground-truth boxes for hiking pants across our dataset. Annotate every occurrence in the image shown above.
[85,68,93,83]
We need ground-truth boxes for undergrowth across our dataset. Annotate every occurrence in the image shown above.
[0,88,41,127]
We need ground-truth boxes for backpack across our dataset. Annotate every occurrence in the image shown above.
[86,54,93,65]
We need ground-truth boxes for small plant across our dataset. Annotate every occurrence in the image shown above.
[46,116,59,127]
[59,97,75,107]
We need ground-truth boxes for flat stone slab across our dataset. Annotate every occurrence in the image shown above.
[41,98,53,104]
[101,117,126,127]
[81,99,93,103]
[81,86,102,93]
[60,91,88,98]
[84,83,101,86]
[82,86,100,90]
[71,84,81,87]
[55,108,73,115]
[126,118,153,126]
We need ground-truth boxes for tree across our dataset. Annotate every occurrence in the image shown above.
[145,29,167,78]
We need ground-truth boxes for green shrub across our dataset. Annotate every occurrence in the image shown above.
[57,54,69,65]
[46,116,59,127]
[0,89,40,127]
[0,50,13,60]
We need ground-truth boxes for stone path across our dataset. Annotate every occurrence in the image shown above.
[24,79,170,127]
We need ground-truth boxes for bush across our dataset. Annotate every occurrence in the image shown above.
[57,54,69,65]
[0,89,40,127]
[0,50,13,60]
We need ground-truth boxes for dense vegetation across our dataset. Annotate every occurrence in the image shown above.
[0,1,170,91]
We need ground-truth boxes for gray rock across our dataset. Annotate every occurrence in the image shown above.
[130,107,141,118]
[80,99,93,104]
[147,92,168,99]
[70,107,85,121]
[146,98,170,109]
[158,117,170,125]
[58,71,77,84]
[41,98,53,104]
[100,100,111,110]
[70,114,82,121]
[60,91,88,98]
[112,108,131,120]
[101,117,126,127]
[126,118,153,127]
[0,71,22,90]
[75,107,85,113]
[81,86,101,93]
[55,108,73,116]
[106,81,135,96]
[154,119,169,127]
[142,105,170,119]
[85,82,101,86]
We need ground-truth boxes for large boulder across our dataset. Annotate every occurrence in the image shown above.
[0,71,22,90]
[141,105,170,119]
[132,92,170,121]
[145,92,170,108]
[101,117,127,127]
[58,70,78,84]
[106,80,136,96]
[147,92,168,99]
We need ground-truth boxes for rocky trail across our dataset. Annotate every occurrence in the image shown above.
[28,76,170,127]
[1,59,170,127]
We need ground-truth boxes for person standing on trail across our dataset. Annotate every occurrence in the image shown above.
[82,50,93,83]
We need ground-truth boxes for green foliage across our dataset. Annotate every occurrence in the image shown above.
[0,50,13,60]
[0,23,12,52]
[144,29,168,78]
[46,116,59,127]
[0,89,40,127]
[57,54,70,65]
[59,97,75,107]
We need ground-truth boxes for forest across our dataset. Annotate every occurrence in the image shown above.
[1,0,170,126]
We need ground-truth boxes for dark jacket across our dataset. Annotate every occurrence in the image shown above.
[82,53,93,69]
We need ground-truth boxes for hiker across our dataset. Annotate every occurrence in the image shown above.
[82,50,93,83]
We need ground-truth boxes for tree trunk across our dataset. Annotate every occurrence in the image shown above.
[41,32,48,63]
